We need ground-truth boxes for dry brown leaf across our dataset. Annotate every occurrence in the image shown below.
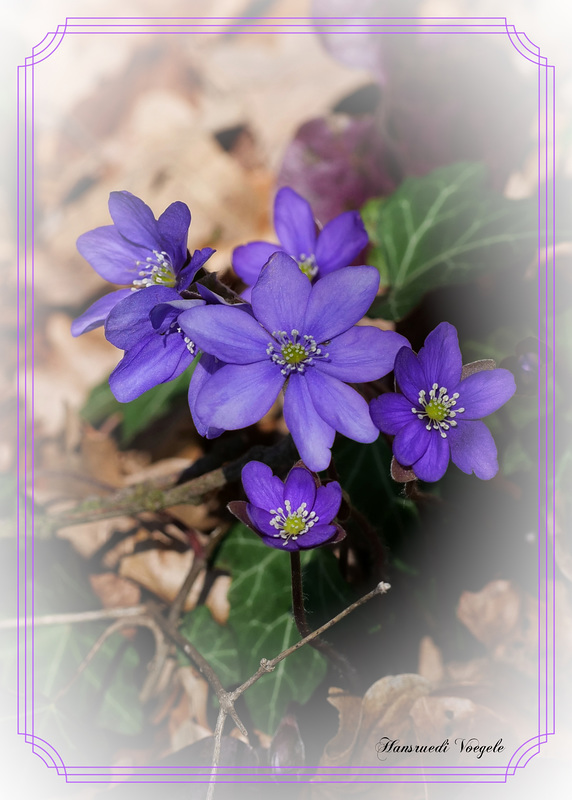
[119,548,205,609]
[457,580,539,677]
[418,635,445,684]
[58,516,136,560]
[457,579,521,649]
[321,689,362,767]
[177,666,210,730]
[205,574,231,625]
[89,572,141,609]
[80,426,124,488]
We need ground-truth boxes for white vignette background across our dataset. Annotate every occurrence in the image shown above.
[1,0,571,798]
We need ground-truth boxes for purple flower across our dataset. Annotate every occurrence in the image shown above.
[104,282,237,441]
[232,186,368,294]
[369,322,516,482]
[228,461,345,551]
[178,252,410,471]
[72,191,214,336]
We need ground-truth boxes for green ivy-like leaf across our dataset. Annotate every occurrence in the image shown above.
[178,605,241,688]
[215,525,327,734]
[362,162,536,321]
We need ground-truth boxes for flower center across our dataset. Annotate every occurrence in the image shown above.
[411,383,465,438]
[267,330,329,376]
[296,253,318,280]
[133,250,177,289]
[269,500,319,545]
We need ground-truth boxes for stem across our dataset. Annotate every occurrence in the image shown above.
[289,551,310,636]
[289,551,358,691]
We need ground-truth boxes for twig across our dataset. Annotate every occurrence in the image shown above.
[0,604,147,629]
[140,525,229,702]
[146,602,247,737]
[206,708,228,800]
[45,435,296,530]
[51,614,165,704]
[168,525,228,624]
[233,581,391,699]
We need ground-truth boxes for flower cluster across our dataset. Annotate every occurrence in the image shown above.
[74,190,517,552]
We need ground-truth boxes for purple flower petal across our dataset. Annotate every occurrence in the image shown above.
[283,374,335,472]
[303,266,379,342]
[242,461,285,512]
[317,327,410,383]
[76,226,147,285]
[370,392,417,435]
[296,524,337,549]
[178,304,270,364]
[108,191,160,249]
[274,187,317,259]
[105,285,181,350]
[392,419,430,466]
[417,322,463,391]
[247,505,279,537]
[448,420,499,480]
[394,346,426,405]
[177,247,216,290]
[71,288,132,336]
[258,533,304,552]
[456,368,516,420]
[109,332,193,402]
[149,298,204,334]
[251,252,311,335]
[194,361,284,430]
[411,430,450,482]
[312,482,342,524]
[283,467,317,511]
[157,201,191,267]
[188,354,224,439]
[314,211,368,275]
[232,241,285,285]
[306,370,378,443]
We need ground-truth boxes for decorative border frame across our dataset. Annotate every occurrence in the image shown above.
[16,16,555,788]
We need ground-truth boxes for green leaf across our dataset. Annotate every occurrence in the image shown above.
[81,358,197,445]
[333,436,418,534]
[215,525,327,734]
[362,162,536,320]
[178,606,241,688]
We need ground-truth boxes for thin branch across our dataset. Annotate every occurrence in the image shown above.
[232,582,391,700]
[51,614,165,704]
[0,604,147,629]
[146,602,247,737]
[206,708,228,800]
[45,435,296,531]
[141,524,229,702]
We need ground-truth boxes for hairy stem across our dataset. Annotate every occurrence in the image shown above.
[289,551,358,691]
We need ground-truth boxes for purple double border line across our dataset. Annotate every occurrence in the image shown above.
[16,15,556,788]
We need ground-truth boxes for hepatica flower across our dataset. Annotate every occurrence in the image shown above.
[179,252,410,471]
[72,191,214,336]
[228,461,345,551]
[232,186,368,293]
[369,322,516,482]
